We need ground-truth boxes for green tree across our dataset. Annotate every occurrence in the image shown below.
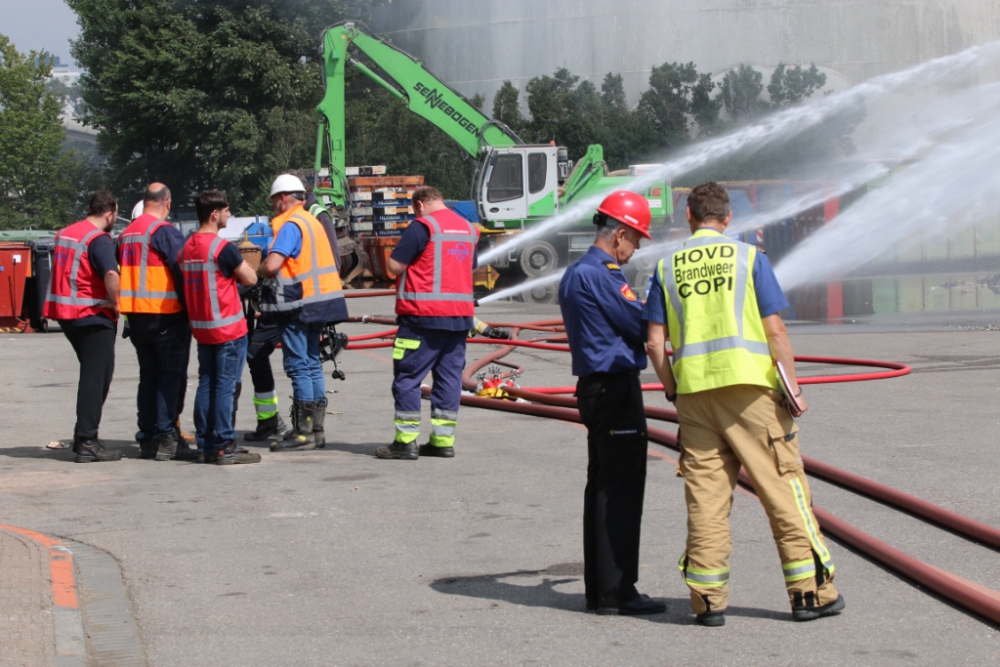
[492,80,527,139]
[637,61,721,151]
[0,35,97,230]
[69,0,386,214]
[767,63,826,108]
[720,64,765,124]
[706,62,864,181]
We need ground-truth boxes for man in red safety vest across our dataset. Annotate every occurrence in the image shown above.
[117,183,194,461]
[179,190,261,465]
[43,191,124,463]
[376,186,480,460]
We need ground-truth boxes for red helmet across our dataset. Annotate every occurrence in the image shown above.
[596,190,652,239]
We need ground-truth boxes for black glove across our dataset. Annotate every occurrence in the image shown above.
[485,326,511,340]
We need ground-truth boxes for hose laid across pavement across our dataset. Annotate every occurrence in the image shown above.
[344,304,1000,625]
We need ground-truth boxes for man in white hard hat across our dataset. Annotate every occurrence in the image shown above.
[258,174,348,451]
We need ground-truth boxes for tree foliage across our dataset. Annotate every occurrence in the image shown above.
[0,35,99,230]
[706,62,864,181]
[69,0,386,214]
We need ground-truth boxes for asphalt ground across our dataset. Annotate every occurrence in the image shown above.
[1,294,999,666]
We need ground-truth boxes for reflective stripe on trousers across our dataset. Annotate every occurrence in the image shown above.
[394,410,421,444]
[253,391,279,421]
[678,553,730,588]
[429,408,458,448]
[782,558,817,583]
[790,477,835,576]
[662,238,770,362]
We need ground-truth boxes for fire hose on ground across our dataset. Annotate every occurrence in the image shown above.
[339,299,1000,625]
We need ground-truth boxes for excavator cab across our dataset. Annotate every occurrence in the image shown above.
[477,145,559,229]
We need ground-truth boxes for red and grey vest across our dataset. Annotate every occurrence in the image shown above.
[179,233,248,344]
[395,209,479,318]
[43,220,115,322]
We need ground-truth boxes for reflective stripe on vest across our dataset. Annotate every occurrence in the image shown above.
[180,235,248,344]
[47,228,104,306]
[396,211,477,304]
[260,214,343,313]
[118,219,181,313]
[660,231,777,394]
[43,222,114,321]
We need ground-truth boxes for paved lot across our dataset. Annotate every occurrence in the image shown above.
[1,295,999,666]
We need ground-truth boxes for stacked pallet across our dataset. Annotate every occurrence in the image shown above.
[348,168,424,238]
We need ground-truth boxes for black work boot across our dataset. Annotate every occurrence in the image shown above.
[375,441,418,460]
[313,397,328,449]
[793,593,845,622]
[215,441,261,465]
[74,438,123,463]
[153,432,179,461]
[138,438,157,459]
[174,440,201,461]
[418,443,455,458]
[245,414,290,441]
[270,402,315,452]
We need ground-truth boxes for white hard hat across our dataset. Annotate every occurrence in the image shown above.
[269,174,306,199]
[131,201,144,220]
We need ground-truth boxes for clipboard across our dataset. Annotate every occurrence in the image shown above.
[775,360,805,418]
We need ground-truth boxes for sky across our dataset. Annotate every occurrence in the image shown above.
[0,0,80,65]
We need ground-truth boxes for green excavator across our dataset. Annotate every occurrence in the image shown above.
[313,21,671,277]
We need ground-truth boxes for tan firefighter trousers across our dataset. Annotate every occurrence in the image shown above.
[675,384,838,615]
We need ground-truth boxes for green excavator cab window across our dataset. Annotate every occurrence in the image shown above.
[487,154,524,203]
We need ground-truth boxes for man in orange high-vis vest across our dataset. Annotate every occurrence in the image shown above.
[260,174,348,452]
[43,191,123,463]
[180,190,260,465]
[118,183,194,461]
[376,186,479,461]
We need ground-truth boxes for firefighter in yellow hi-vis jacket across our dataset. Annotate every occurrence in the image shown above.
[644,182,844,627]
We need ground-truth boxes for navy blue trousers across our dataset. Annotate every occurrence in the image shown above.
[391,325,466,441]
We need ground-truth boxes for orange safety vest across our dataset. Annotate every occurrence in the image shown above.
[42,220,116,322]
[179,233,248,345]
[118,215,182,314]
[261,205,347,324]
[395,209,479,318]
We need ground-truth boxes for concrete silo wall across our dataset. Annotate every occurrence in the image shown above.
[369,0,1000,105]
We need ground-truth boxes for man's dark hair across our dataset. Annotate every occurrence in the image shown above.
[143,184,171,205]
[687,182,730,224]
[195,189,229,223]
[411,186,443,207]
[87,190,118,217]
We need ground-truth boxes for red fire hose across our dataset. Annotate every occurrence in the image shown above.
[346,304,1000,625]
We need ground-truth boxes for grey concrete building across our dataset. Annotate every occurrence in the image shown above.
[370,0,1000,106]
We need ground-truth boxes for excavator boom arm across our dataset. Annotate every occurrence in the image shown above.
[316,21,520,208]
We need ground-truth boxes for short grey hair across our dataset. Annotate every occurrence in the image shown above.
[595,217,622,242]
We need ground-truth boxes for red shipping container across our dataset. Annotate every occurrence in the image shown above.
[0,243,31,329]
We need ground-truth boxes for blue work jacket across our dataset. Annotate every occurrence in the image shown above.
[558,245,648,377]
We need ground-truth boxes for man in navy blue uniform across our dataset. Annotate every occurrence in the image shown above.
[558,190,666,616]
[376,186,479,460]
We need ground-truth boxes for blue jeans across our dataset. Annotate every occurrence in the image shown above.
[194,335,248,452]
[279,320,324,402]
[130,319,191,440]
